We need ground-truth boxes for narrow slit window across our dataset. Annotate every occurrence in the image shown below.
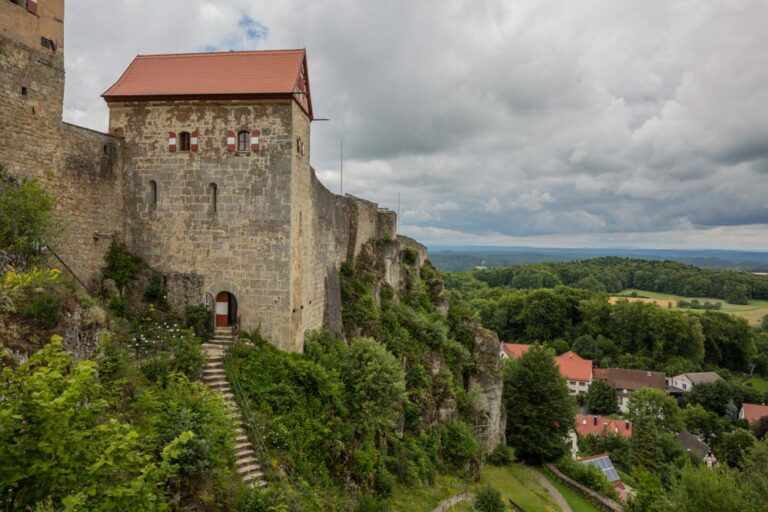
[149,180,158,210]
[179,131,191,152]
[209,183,218,214]
[237,130,249,152]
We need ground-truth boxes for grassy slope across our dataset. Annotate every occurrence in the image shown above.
[611,288,768,326]
[542,472,601,512]
[390,465,561,512]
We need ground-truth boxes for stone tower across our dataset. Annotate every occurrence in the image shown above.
[0,0,124,282]
[104,50,333,351]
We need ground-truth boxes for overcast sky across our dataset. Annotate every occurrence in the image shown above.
[64,0,768,250]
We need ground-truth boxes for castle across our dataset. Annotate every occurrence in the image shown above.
[0,0,424,351]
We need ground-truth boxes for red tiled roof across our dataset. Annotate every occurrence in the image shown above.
[576,415,633,439]
[102,49,312,115]
[593,367,666,391]
[555,351,593,381]
[501,343,531,359]
[741,403,768,424]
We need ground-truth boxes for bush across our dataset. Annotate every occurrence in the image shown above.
[440,420,480,472]
[0,167,56,266]
[108,295,128,317]
[557,457,619,500]
[102,241,143,293]
[184,304,213,339]
[474,486,505,512]
[3,267,65,328]
[487,444,515,466]
[143,273,166,305]
[355,496,388,512]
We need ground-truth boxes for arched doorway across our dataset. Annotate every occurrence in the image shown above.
[215,291,238,328]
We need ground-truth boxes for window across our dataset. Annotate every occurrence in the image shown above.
[209,183,218,214]
[237,130,249,152]
[149,180,158,210]
[21,86,27,97]
[179,131,191,152]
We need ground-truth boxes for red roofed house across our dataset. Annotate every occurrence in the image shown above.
[555,351,593,395]
[576,415,633,439]
[499,343,532,360]
[739,403,768,424]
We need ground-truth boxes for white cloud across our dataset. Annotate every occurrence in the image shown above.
[64,0,768,249]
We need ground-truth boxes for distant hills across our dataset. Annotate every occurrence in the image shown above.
[427,245,768,272]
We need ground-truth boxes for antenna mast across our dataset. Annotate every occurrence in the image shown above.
[339,139,344,195]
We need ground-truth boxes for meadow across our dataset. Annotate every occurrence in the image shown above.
[610,289,768,326]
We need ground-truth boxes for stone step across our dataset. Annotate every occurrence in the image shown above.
[236,437,248,445]
[236,442,252,451]
[242,472,265,485]
[203,367,225,373]
[236,454,259,465]
[237,463,262,475]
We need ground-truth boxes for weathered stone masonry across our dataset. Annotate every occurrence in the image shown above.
[0,0,125,284]
[1,0,419,353]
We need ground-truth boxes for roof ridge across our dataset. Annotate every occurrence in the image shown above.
[135,49,306,59]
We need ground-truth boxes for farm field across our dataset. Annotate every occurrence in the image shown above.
[609,289,768,326]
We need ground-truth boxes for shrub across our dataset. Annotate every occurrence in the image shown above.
[440,420,480,472]
[143,273,166,305]
[474,486,505,512]
[3,267,65,328]
[355,496,388,512]
[184,304,213,339]
[108,295,128,317]
[102,241,143,293]
[557,457,619,500]
[487,444,515,466]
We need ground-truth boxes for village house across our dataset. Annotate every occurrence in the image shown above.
[569,414,632,458]
[669,371,721,392]
[499,343,531,360]
[739,403,768,425]
[556,351,593,395]
[677,431,717,468]
[499,344,593,394]
[593,367,667,413]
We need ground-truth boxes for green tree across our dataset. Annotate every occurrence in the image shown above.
[716,429,756,468]
[342,338,407,436]
[585,380,619,415]
[504,345,575,463]
[0,167,56,266]
[0,337,183,511]
[628,389,683,433]
[667,465,752,512]
[519,289,570,341]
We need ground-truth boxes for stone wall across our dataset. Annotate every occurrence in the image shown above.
[0,22,124,287]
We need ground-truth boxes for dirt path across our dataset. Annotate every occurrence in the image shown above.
[533,470,573,512]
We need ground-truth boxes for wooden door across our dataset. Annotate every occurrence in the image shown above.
[215,292,229,327]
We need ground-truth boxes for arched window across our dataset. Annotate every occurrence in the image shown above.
[209,183,218,214]
[149,180,158,210]
[179,131,191,152]
[237,130,249,152]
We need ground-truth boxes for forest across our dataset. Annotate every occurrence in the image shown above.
[472,257,768,304]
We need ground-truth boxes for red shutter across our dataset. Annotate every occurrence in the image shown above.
[191,130,199,152]
[251,129,261,153]
[168,131,177,152]
[227,130,236,153]
[27,0,38,14]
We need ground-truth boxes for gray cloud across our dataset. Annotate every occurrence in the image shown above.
[64,0,768,250]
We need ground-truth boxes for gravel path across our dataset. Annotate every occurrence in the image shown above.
[533,469,573,512]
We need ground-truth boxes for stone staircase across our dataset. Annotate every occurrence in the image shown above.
[202,327,265,487]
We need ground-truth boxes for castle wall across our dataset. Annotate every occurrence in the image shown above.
[107,99,296,348]
[0,7,123,286]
